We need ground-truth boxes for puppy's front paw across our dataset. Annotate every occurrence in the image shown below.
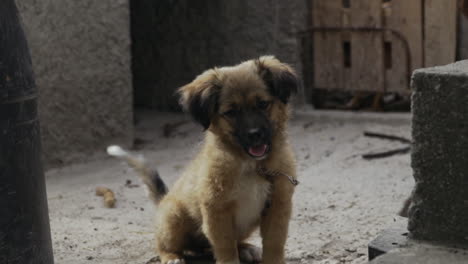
[166,259,185,264]
[238,243,262,263]
[160,254,185,264]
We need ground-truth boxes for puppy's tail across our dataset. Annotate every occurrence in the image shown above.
[106,145,168,205]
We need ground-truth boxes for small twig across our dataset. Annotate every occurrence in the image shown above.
[95,187,116,208]
[363,131,411,144]
[362,146,411,160]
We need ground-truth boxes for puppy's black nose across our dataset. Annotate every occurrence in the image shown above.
[247,128,263,141]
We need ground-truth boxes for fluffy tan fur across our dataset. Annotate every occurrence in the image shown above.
[129,56,297,264]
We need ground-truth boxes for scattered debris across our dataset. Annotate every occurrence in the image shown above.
[95,187,116,208]
[125,179,139,188]
[363,131,411,144]
[312,89,411,112]
[362,131,411,160]
[362,146,411,160]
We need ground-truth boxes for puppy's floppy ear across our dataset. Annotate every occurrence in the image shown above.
[256,55,299,104]
[178,69,221,130]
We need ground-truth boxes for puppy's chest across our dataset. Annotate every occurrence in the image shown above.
[232,169,271,234]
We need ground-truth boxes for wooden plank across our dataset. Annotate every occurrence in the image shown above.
[312,0,344,90]
[384,0,423,93]
[348,0,383,92]
[424,0,457,67]
[312,0,342,27]
[349,0,382,28]
[313,33,344,90]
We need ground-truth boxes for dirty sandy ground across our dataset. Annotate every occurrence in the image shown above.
[45,109,413,264]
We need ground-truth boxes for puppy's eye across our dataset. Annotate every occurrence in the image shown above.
[223,109,238,117]
[257,100,270,110]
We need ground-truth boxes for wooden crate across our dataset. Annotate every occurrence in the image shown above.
[311,0,457,93]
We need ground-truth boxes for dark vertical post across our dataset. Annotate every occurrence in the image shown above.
[0,1,54,264]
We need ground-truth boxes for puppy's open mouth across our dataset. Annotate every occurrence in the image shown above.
[247,144,270,159]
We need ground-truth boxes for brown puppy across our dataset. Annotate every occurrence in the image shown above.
[109,56,298,264]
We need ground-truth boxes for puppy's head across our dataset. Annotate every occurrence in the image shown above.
[178,56,299,160]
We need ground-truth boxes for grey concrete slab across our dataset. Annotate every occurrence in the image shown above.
[409,60,468,243]
[368,221,468,264]
[370,245,468,264]
[368,228,410,261]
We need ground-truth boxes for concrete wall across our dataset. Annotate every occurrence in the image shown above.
[17,0,133,167]
[131,0,309,110]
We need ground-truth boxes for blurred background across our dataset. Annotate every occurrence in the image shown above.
[16,0,468,167]
[11,1,468,263]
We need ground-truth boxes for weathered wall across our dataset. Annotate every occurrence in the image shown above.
[17,0,133,167]
[131,0,309,110]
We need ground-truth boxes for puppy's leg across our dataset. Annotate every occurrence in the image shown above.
[155,203,190,264]
[201,202,239,264]
[260,178,294,264]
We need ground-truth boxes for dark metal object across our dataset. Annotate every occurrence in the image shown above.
[297,27,413,93]
[362,146,411,160]
[0,1,54,263]
[361,131,412,160]
[363,131,412,144]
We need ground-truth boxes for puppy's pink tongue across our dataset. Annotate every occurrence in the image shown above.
[248,144,268,157]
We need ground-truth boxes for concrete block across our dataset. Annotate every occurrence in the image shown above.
[410,60,468,243]
[17,0,133,167]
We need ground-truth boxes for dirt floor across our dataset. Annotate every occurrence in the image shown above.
[45,109,413,264]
